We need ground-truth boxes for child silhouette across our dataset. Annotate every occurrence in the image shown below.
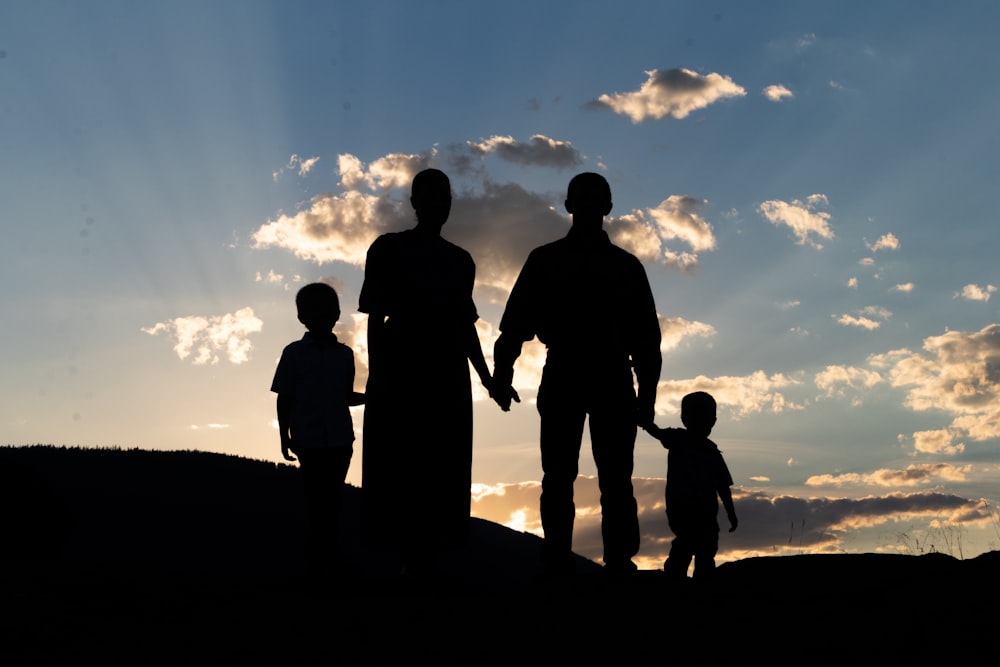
[271,282,364,574]
[645,391,737,583]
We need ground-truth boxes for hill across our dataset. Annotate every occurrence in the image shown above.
[1,446,996,663]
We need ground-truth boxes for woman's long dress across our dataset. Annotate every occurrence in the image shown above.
[358,228,479,552]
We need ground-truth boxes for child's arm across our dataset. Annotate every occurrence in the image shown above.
[276,393,296,462]
[719,485,737,532]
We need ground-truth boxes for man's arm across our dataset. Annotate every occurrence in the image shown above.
[491,332,524,411]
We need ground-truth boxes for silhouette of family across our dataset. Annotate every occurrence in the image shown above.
[271,169,738,582]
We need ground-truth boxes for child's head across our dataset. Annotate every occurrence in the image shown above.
[295,282,340,334]
[680,391,717,438]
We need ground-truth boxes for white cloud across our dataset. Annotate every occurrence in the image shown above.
[763,84,794,102]
[893,283,915,293]
[142,307,263,365]
[594,68,746,122]
[272,154,320,181]
[338,151,434,191]
[872,324,1000,441]
[866,232,900,252]
[654,371,802,418]
[847,277,859,289]
[956,284,997,302]
[912,429,965,456]
[814,365,883,397]
[805,463,970,488]
[758,194,833,248]
[646,195,716,252]
[251,190,398,265]
[659,315,716,352]
[836,314,881,330]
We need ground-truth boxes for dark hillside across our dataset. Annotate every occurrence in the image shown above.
[1,446,996,664]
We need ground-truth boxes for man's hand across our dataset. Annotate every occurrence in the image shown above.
[490,383,521,412]
[727,512,738,533]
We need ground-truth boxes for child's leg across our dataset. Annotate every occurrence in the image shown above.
[665,508,694,579]
[691,519,721,583]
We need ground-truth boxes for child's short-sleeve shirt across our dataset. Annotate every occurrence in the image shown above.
[271,332,356,449]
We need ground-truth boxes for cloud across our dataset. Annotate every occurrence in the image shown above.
[592,68,746,122]
[252,190,400,265]
[467,135,583,168]
[142,307,263,365]
[872,323,1000,441]
[814,365,884,397]
[956,284,997,302]
[866,232,900,252]
[646,195,716,252]
[605,196,717,271]
[272,154,320,181]
[835,314,881,330]
[912,429,965,456]
[254,144,717,301]
[893,283,915,293]
[654,371,802,418]
[763,84,794,102]
[758,194,833,248]
[805,463,971,488]
[659,315,716,352]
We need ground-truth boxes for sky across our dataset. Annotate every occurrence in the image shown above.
[3,0,1000,569]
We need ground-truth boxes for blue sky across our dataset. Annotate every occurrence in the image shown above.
[3,0,1000,567]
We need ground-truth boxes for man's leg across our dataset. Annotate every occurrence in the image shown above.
[538,393,586,575]
[590,406,639,570]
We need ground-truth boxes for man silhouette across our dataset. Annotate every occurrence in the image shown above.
[491,172,661,575]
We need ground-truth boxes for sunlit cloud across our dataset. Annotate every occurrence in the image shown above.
[592,68,746,122]
[763,84,794,102]
[777,300,800,310]
[893,283,915,293]
[142,307,263,365]
[912,429,965,456]
[847,277,859,289]
[646,195,716,252]
[749,476,771,483]
[467,134,583,168]
[866,232,900,252]
[814,365,883,397]
[956,284,997,302]
[659,315,716,352]
[272,154,320,181]
[190,423,231,430]
[654,371,803,418]
[835,314,881,330]
[758,194,833,248]
[338,150,434,191]
[606,196,716,271]
[872,323,1000,440]
[806,463,971,488]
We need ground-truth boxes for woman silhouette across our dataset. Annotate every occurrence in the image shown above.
[359,168,495,576]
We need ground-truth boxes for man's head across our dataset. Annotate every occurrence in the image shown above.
[410,168,452,228]
[565,172,612,224]
[680,391,717,438]
[296,282,340,334]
